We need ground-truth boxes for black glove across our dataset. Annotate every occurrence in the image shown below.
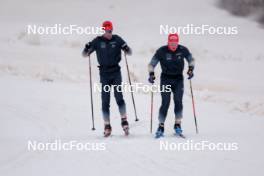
[82,43,91,57]
[122,45,132,55]
[148,72,155,84]
[187,66,194,79]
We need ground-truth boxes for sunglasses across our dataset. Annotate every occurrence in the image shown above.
[105,29,113,33]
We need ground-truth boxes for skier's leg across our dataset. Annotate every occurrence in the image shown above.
[173,79,184,135]
[101,79,111,124]
[101,78,112,137]
[156,77,171,138]
[113,71,126,118]
[158,80,171,124]
[112,71,129,134]
[173,79,184,123]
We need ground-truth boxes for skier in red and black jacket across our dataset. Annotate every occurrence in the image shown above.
[148,33,195,138]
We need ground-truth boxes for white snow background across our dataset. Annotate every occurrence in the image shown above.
[0,0,264,176]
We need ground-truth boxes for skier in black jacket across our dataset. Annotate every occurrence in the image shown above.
[148,33,195,138]
[82,21,132,137]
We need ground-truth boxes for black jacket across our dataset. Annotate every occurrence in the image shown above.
[83,35,129,73]
[149,45,194,77]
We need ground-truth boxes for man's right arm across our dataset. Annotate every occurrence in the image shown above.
[82,38,97,57]
[148,49,161,83]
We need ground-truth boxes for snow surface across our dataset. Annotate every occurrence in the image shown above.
[0,0,264,176]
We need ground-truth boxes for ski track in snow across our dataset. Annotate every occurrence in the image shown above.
[0,75,264,176]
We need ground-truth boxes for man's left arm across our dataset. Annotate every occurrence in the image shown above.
[118,36,132,55]
[184,47,195,79]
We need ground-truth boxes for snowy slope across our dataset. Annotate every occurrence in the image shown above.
[0,0,264,176]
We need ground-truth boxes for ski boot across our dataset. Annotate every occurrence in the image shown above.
[174,123,185,138]
[121,118,129,136]
[104,124,112,137]
[155,123,164,138]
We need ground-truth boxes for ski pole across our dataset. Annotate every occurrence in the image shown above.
[124,53,139,121]
[189,79,198,134]
[150,83,154,133]
[88,55,95,130]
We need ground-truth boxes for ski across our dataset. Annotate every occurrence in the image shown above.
[155,134,164,139]
[104,132,112,138]
[155,131,164,139]
[175,133,186,139]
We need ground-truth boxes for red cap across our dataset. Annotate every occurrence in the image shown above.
[102,21,113,31]
[168,33,179,43]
